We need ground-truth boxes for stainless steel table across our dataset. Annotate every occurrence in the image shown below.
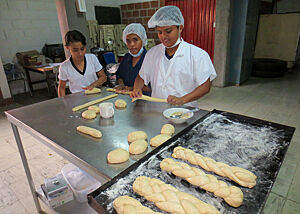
[5,88,209,213]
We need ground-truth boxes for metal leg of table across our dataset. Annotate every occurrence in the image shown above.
[24,68,34,96]
[11,124,42,213]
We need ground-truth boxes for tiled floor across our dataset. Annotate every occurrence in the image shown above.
[0,68,299,214]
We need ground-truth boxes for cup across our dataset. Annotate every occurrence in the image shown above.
[99,102,114,118]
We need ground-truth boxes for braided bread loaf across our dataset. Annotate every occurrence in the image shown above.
[172,146,257,188]
[160,158,243,207]
[133,176,220,214]
[114,195,162,214]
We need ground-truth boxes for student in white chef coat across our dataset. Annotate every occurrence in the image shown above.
[58,30,107,97]
[130,6,217,107]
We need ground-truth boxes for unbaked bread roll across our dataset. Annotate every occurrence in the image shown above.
[107,148,129,164]
[76,126,102,138]
[114,195,162,214]
[88,105,100,114]
[128,131,147,143]
[82,110,97,119]
[133,176,220,214]
[129,139,148,155]
[161,124,175,136]
[85,88,101,94]
[115,99,127,109]
[160,158,243,207]
[172,146,257,188]
[150,134,171,147]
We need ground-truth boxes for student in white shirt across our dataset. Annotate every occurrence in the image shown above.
[130,6,217,107]
[58,30,107,97]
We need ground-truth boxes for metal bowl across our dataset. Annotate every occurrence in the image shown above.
[163,108,194,124]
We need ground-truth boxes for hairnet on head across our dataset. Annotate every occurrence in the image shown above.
[122,23,148,46]
[148,6,184,28]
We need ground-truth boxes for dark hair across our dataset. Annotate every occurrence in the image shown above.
[65,30,86,46]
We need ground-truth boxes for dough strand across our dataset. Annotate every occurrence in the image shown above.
[160,158,243,207]
[172,146,257,188]
[131,95,167,103]
[72,94,118,112]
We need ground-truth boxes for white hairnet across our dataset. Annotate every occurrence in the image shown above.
[148,6,184,28]
[122,23,147,46]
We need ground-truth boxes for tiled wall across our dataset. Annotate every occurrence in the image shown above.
[120,0,165,43]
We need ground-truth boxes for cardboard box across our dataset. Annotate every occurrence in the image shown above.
[16,50,44,66]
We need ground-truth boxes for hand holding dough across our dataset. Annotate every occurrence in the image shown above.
[114,195,162,214]
[161,124,175,136]
[88,105,100,114]
[115,99,127,109]
[160,158,243,207]
[172,146,257,188]
[150,134,171,147]
[107,148,129,164]
[76,126,102,138]
[133,176,220,214]
[128,131,148,143]
[129,139,148,155]
[82,110,97,119]
[85,88,101,94]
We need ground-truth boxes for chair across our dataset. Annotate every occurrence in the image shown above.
[50,65,69,96]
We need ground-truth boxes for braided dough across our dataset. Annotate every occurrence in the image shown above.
[114,195,162,214]
[88,105,100,113]
[172,146,257,188]
[128,131,148,143]
[160,158,243,207]
[150,134,171,147]
[85,88,101,94]
[107,148,129,164]
[129,139,148,155]
[76,126,102,138]
[72,94,118,112]
[82,110,97,119]
[161,124,175,136]
[133,176,220,214]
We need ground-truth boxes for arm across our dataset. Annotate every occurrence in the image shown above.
[58,80,67,97]
[130,74,145,98]
[167,79,211,105]
[84,69,107,90]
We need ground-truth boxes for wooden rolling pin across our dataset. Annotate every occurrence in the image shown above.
[72,94,118,112]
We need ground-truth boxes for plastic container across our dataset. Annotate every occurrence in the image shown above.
[61,163,101,203]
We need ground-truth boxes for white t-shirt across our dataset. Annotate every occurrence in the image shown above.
[139,40,216,107]
[58,53,103,93]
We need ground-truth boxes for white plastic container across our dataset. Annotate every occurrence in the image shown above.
[61,163,101,203]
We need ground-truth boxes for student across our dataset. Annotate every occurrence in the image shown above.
[58,30,107,97]
[114,23,151,95]
[131,6,216,107]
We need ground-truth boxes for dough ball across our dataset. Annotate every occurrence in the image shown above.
[76,126,102,138]
[115,99,127,109]
[85,88,101,94]
[107,148,129,164]
[88,105,100,114]
[129,139,148,155]
[82,110,97,119]
[150,134,171,147]
[128,131,148,143]
[161,124,175,136]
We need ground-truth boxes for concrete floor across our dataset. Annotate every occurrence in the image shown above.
[0,68,299,214]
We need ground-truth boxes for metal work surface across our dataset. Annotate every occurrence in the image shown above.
[88,110,295,214]
[5,88,209,182]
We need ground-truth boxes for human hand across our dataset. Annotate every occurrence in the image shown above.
[167,95,185,106]
[130,89,143,99]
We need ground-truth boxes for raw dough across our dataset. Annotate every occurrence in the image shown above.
[150,134,171,147]
[85,88,101,94]
[72,94,118,112]
[128,131,147,143]
[88,105,100,114]
[114,195,162,214]
[160,158,243,207]
[107,148,129,164]
[76,126,102,138]
[131,95,167,103]
[172,146,257,188]
[129,139,148,155]
[161,124,175,136]
[82,110,97,119]
[115,99,127,109]
[133,176,220,214]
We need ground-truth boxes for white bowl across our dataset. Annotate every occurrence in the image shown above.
[163,108,194,124]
